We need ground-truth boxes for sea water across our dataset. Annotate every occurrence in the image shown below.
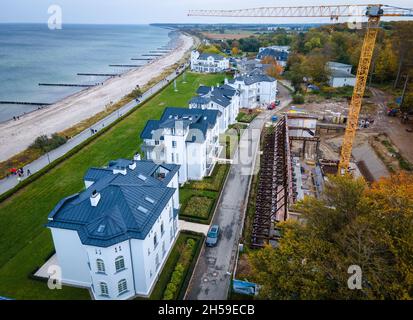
[0,23,174,122]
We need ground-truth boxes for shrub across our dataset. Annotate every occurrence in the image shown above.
[163,289,174,300]
[292,93,305,104]
[30,133,67,153]
[171,270,183,286]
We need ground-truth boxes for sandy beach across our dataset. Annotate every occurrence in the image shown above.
[0,33,194,162]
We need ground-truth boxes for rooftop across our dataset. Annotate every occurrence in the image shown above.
[140,107,220,142]
[47,160,180,247]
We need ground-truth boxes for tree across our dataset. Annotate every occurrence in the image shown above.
[261,56,283,79]
[231,47,240,56]
[247,173,413,300]
[374,39,398,83]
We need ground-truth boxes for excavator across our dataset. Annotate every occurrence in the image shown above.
[189,4,413,174]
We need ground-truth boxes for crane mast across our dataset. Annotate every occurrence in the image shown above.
[189,4,413,175]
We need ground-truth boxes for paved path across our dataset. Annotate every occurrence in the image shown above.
[0,64,189,196]
[179,220,210,236]
[184,81,291,301]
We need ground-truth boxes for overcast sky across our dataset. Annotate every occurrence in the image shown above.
[1,0,412,24]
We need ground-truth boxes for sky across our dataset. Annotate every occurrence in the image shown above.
[1,0,412,25]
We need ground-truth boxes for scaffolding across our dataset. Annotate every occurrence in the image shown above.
[251,116,293,248]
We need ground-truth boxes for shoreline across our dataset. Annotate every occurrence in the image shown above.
[0,30,180,125]
[0,32,194,162]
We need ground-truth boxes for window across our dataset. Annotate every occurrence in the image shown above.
[118,279,127,295]
[171,128,175,135]
[170,227,174,242]
[169,206,173,221]
[161,222,165,236]
[96,259,105,273]
[155,140,160,145]
[115,256,125,272]
[176,153,179,163]
[154,233,158,249]
[172,140,177,148]
[162,241,166,258]
[171,153,175,162]
[100,282,109,296]
[155,253,160,270]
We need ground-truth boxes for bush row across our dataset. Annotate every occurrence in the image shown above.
[163,238,196,300]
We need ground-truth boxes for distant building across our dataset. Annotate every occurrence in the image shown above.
[191,50,230,73]
[141,107,221,184]
[227,71,278,109]
[256,46,290,67]
[47,159,180,300]
[327,61,356,88]
[237,58,272,76]
[189,84,241,133]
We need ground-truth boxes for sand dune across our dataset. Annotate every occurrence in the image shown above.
[0,33,194,162]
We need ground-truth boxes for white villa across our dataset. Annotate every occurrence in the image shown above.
[191,50,230,73]
[327,61,356,88]
[140,107,221,184]
[227,71,278,109]
[189,84,241,134]
[47,159,180,300]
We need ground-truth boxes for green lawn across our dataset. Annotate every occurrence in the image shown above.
[182,196,215,219]
[179,164,230,224]
[236,111,258,123]
[0,72,225,300]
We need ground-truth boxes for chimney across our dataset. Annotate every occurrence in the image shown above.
[90,190,101,207]
[129,161,137,170]
[133,153,141,161]
[224,78,228,84]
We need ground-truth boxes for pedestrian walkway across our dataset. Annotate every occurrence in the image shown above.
[179,220,210,236]
[0,64,189,196]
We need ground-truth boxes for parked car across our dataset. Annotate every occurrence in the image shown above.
[206,225,220,247]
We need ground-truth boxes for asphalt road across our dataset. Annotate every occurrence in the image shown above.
[185,83,292,300]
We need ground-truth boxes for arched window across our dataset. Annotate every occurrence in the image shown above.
[96,259,105,273]
[100,282,108,296]
[118,279,127,295]
[115,256,125,272]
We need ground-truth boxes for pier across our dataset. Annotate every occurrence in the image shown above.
[77,73,119,77]
[38,83,95,88]
[0,101,52,106]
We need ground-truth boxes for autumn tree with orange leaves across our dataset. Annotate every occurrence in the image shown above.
[247,173,413,300]
[261,56,283,79]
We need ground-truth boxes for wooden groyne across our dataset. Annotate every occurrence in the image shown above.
[39,83,95,88]
[130,58,152,61]
[0,101,52,106]
[142,54,163,57]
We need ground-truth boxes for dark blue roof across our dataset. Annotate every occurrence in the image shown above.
[190,84,237,108]
[198,53,226,61]
[231,73,276,85]
[140,107,219,142]
[257,48,289,61]
[48,160,180,247]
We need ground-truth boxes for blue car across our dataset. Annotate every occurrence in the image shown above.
[206,225,220,247]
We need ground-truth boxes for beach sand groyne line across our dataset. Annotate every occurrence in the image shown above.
[0,33,194,162]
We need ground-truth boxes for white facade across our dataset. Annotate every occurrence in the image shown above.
[191,50,230,73]
[227,76,277,109]
[142,111,221,184]
[327,61,356,88]
[48,161,180,300]
[189,86,241,134]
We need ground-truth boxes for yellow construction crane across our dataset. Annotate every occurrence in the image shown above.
[189,4,413,174]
